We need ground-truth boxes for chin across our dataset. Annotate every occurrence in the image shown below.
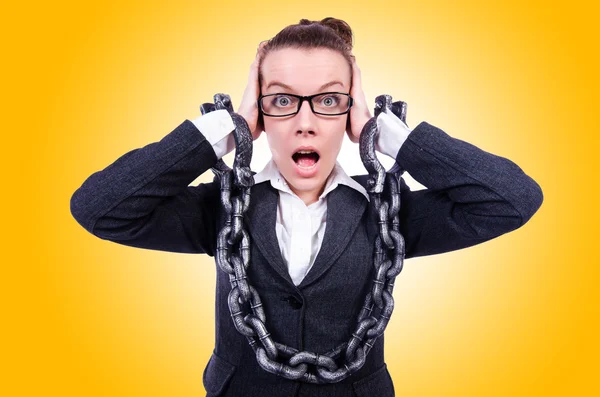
[291,177,324,192]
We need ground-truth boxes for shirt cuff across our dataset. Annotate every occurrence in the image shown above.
[375,110,413,159]
[190,109,236,159]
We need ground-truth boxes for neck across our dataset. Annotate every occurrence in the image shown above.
[290,183,326,206]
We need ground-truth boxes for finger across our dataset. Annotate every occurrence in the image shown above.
[352,57,360,75]
[240,41,268,115]
[350,58,372,113]
[249,41,267,78]
[350,59,362,96]
[351,73,368,111]
[242,48,265,110]
[248,50,262,81]
[256,40,268,57]
[350,56,361,85]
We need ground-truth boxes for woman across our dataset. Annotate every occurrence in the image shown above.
[70,17,543,397]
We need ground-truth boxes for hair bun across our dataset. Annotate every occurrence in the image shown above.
[297,17,353,50]
[319,17,353,50]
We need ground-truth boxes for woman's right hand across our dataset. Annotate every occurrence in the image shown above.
[237,41,267,141]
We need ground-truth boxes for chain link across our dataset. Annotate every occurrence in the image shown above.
[200,93,407,383]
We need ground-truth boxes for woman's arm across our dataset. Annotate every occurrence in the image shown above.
[374,115,544,258]
[69,110,236,256]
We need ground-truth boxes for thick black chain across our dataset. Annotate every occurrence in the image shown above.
[200,93,407,384]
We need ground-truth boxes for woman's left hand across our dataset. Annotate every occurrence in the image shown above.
[346,55,373,144]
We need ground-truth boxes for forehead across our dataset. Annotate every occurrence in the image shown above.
[261,48,350,94]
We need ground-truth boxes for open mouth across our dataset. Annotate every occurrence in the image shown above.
[292,150,320,168]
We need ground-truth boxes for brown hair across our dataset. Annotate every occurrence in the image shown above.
[258,17,354,85]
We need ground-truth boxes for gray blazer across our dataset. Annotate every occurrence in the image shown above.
[70,119,543,397]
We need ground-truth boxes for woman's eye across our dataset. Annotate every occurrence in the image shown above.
[274,95,293,107]
[320,95,340,107]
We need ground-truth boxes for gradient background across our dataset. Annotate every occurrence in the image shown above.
[3,0,598,395]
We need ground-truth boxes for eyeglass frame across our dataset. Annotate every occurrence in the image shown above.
[257,91,354,117]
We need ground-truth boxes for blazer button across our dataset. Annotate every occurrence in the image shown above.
[282,295,303,310]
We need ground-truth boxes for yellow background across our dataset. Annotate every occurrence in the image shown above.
[2,0,598,395]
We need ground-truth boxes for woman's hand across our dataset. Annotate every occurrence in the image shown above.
[237,41,267,141]
[346,55,373,144]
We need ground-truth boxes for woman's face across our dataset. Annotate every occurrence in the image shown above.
[259,47,351,202]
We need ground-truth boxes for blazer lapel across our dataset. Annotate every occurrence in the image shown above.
[298,184,368,289]
[244,181,296,286]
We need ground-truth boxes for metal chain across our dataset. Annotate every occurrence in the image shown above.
[200,93,407,384]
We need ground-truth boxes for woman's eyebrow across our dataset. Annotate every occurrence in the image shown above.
[266,81,344,92]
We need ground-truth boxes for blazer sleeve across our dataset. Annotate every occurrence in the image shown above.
[69,119,228,256]
[393,121,544,259]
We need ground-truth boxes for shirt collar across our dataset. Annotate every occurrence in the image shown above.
[253,158,369,202]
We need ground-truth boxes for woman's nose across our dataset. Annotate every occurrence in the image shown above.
[295,100,316,134]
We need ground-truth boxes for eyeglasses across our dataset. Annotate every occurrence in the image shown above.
[257,92,354,117]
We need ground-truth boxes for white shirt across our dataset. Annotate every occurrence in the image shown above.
[191,110,412,286]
